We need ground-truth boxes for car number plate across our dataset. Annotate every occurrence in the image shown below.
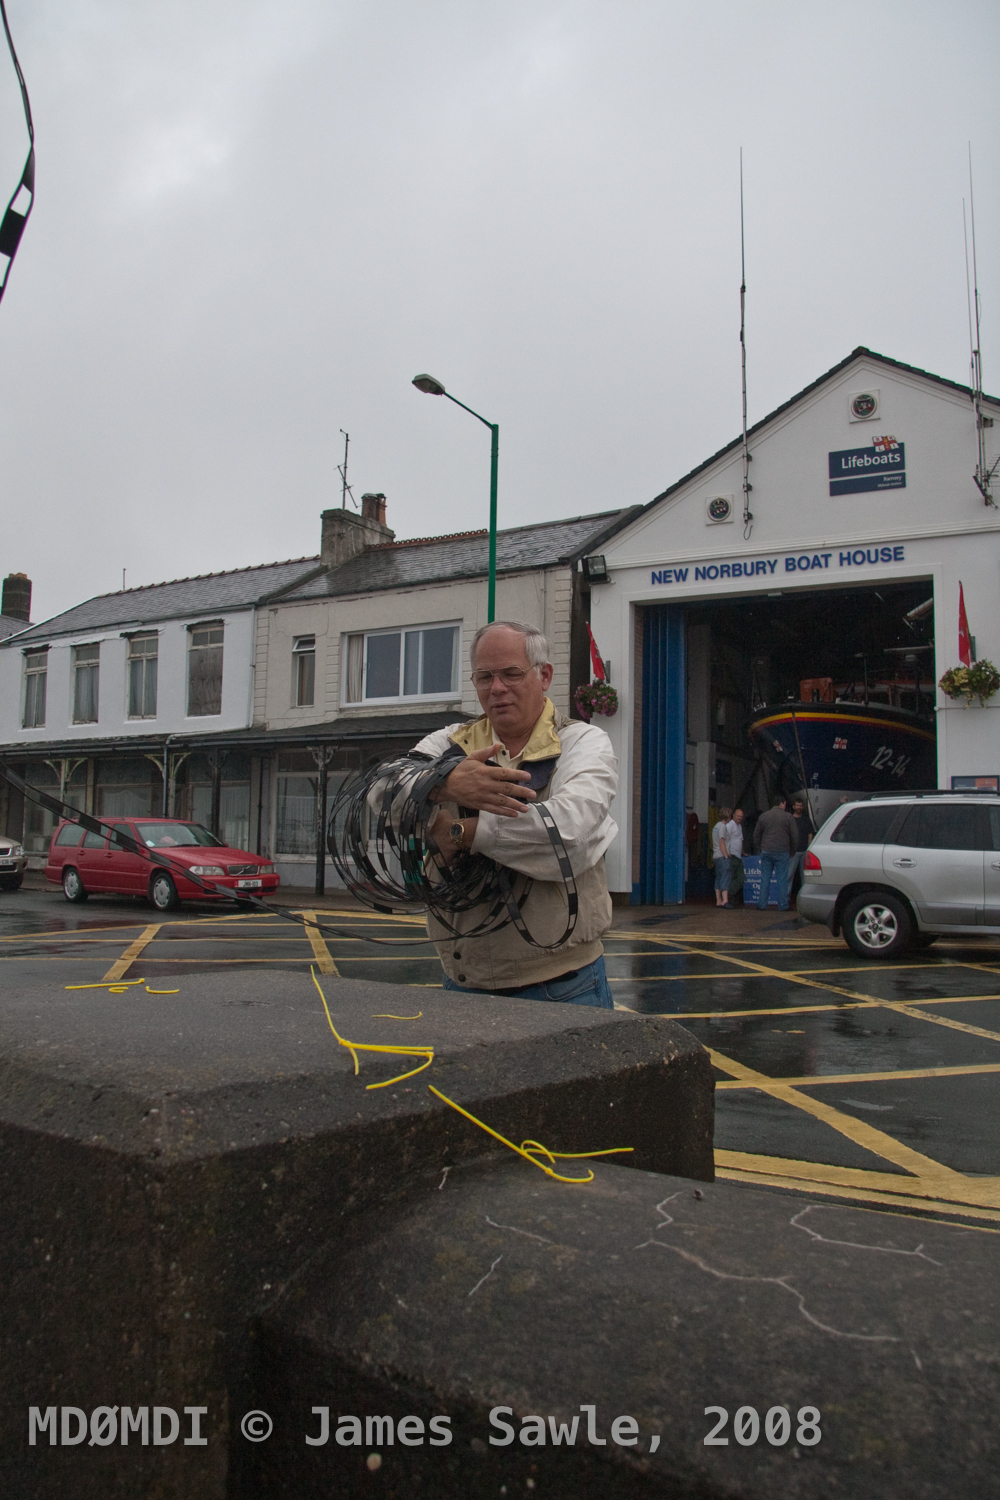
[236,877,263,889]
[0,860,15,868]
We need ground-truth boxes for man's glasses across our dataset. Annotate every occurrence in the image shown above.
[470,666,537,687]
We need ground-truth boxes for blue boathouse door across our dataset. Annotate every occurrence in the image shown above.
[636,606,686,905]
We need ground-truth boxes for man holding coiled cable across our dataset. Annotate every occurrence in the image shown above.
[406,620,619,1007]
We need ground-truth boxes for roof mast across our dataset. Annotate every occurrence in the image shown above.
[966,146,998,508]
[740,149,753,538]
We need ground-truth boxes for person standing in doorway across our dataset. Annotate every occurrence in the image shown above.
[711,807,733,907]
[753,797,797,911]
[787,797,812,901]
[726,808,745,906]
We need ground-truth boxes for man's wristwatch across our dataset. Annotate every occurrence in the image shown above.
[449,820,467,851]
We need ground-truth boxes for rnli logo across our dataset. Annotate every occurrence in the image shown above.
[850,392,877,419]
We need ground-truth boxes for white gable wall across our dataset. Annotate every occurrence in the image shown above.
[591,355,1000,895]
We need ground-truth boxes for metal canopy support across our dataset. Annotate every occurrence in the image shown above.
[638,607,687,906]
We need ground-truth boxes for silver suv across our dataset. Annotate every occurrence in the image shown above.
[797,793,1000,958]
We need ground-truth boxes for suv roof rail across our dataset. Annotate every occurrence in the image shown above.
[857,788,1000,800]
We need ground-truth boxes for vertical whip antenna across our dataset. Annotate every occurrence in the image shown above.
[740,149,753,538]
[967,145,998,508]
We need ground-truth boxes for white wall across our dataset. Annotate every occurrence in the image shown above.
[593,357,1000,893]
[0,608,257,744]
[257,568,576,731]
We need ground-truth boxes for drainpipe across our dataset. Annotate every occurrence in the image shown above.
[162,736,175,816]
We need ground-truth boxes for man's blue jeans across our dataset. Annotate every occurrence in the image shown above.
[757,851,790,911]
[442,954,614,1008]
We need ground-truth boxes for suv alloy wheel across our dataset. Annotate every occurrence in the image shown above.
[842,891,912,958]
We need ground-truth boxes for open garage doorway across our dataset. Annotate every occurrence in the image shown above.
[636,578,936,903]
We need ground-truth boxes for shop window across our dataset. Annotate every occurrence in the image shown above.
[275,750,351,856]
[22,649,47,728]
[72,643,100,724]
[188,622,224,717]
[293,636,316,708]
[343,624,459,704]
[96,757,163,819]
[128,634,158,719]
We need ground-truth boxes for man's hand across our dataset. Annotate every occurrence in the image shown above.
[427,808,479,866]
[432,744,535,817]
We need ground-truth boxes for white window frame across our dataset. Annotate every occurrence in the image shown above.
[126,632,159,720]
[72,642,101,725]
[292,635,316,708]
[22,647,48,728]
[341,622,462,707]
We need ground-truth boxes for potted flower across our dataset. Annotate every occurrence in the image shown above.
[938,660,1000,707]
[575,681,619,719]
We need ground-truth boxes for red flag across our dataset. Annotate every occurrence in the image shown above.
[958,582,972,666]
[585,622,605,681]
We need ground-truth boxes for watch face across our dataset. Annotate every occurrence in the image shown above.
[449,822,464,841]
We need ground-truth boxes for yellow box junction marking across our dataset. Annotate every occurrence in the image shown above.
[102,924,162,982]
[301,912,340,975]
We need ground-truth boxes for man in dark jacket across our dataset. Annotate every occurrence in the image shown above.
[753,797,798,911]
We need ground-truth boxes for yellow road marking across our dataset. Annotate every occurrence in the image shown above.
[707,1048,975,1193]
[714,1165,1000,1227]
[716,1062,1000,1089]
[302,912,339,975]
[101,924,162,982]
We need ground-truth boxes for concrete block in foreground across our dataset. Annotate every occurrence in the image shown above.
[249,1159,1000,1500]
[0,970,711,1500]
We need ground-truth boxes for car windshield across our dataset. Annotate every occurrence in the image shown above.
[134,822,224,849]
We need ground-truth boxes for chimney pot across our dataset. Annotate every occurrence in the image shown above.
[361,492,387,526]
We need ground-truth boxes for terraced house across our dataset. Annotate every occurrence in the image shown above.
[0,496,633,888]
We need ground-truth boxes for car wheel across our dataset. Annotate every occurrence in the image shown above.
[62,867,88,903]
[149,872,179,911]
[842,891,912,959]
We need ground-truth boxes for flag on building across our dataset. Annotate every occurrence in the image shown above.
[585,623,606,681]
[872,435,899,451]
[958,582,972,666]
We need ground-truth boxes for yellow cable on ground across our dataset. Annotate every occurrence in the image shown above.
[311,968,434,1088]
[427,1084,633,1185]
[372,1012,423,1020]
[66,978,146,990]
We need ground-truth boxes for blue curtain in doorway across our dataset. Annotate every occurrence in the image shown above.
[637,607,686,905]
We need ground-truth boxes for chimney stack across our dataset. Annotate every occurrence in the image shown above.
[1,573,31,621]
[320,496,394,570]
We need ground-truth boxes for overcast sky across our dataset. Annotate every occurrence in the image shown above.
[0,0,997,624]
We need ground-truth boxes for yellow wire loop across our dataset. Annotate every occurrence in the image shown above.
[66,979,146,991]
[311,968,434,1089]
[427,1085,633,1185]
[145,987,180,994]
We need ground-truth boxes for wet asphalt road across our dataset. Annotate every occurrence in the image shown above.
[3,885,1000,1227]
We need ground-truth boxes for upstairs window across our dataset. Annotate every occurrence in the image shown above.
[188,622,224,717]
[293,636,316,707]
[343,624,459,704]
[73,643,100,724]
[127,633,158,719]
[23,648,47,728]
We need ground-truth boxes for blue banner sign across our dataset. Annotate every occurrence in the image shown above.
[650,544,905,587]
[828,442,905,495]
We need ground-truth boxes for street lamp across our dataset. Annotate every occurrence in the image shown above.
[412,373,499,622]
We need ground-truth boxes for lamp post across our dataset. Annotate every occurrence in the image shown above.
[412,374,498,622]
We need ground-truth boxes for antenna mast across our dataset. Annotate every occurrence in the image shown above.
[337,428,357,510]
[740,149,753,538]
[967,147,998,508]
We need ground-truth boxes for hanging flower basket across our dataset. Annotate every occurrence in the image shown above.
[575,681,618,719]
[938,660,1000,707]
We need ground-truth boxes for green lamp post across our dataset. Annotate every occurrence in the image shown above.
[412,374,498,622]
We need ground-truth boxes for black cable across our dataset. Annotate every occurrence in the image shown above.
[0,0,35,306]
[0,752,578,952]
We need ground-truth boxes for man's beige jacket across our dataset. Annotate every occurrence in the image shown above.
[411,700,619,990]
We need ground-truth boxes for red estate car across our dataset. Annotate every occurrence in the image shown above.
[45,817,279,911]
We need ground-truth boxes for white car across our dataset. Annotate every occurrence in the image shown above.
[0,836,26,892]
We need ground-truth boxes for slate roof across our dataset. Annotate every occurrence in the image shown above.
[270,509,637,601]
[6,557,322,647]
[0,616,29,641]
[642,346,999,515]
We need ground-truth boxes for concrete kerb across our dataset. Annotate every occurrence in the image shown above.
[0,969,712,1500]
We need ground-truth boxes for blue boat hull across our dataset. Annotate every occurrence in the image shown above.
[748,702,937,825]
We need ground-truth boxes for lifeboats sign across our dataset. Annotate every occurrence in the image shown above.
[828,437,905,495]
